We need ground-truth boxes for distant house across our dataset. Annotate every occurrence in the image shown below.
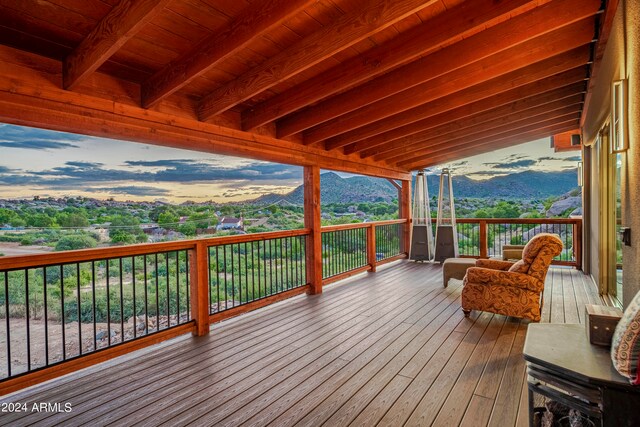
[216,217,244,231]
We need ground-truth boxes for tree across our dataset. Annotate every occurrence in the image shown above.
[26,213,54,228]
[55,235,98,251]
[158,211,179,230]
[57,212,89,228]
[178,223,197,236]
[109,215,146,244]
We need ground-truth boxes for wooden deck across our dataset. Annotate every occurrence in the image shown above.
[0,261,603,427]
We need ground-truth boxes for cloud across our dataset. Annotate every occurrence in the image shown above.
[0,124,82,150]
[564,156,581,162]
[538,156,581,162]
[486,159,537,169]
[84,186,171,196]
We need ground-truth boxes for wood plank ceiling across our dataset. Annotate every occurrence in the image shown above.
[0,0,610,174]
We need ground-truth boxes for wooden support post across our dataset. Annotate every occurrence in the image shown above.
[367,224,377,272]
[400,179,412,254]
[573,220,583,271]
[304,166,323,294]
[189,241,210,336]
[479,220,488,258]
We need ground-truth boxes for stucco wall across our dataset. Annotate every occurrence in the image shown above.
[622,0,640,307]
[581,0,640,307]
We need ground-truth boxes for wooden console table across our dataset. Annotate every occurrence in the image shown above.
[523,324,640,427]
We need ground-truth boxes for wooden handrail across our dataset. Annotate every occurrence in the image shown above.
[430,217,581,224]
[320,218,407,232]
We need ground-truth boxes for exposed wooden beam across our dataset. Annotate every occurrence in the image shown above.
[241,0,537,131]
[323,51,590,149]
[197,0,439,121]
[385,106,583,165]
[348,82,587,157]
[141,0,314,109]
[277,0,600,139]
[0,46,411,180]
[303,18,595,144]
[397,114,581,169]
[63,0,171,90]
[407,122,580,170]
[369,93,585,162]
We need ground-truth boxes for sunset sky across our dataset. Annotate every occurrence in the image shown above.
[0,124,581,203]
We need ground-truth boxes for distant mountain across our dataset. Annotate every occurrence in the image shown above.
[251,170,579,205]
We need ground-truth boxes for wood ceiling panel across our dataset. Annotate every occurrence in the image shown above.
[397,112,582,164]
[300,15,596,144]
[323,56,589,148]
[276,0,571,137]
[384,105,584,165]
[198,0,439,120]
[246,0,538,132]
[406,121,579,170]
[359,85,587,159]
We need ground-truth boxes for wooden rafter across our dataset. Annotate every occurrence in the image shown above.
[0,46,409,181]
[141,0,315,109]
[197,0,439,121]
[302,17,596,144]
[367,92,585,161]
[385,106,583,165]
[350,82,587,157]
[241,0,537,131]
[277,0,599,140]
[407,122,580,170]
[63,0,171,90]
[323,53,590,150]
[397,114,581,169]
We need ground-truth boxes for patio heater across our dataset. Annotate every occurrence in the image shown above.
[434,168,459,262]
[409,170,435,261]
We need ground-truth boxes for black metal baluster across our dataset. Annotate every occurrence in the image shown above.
[76,263,82,355]
[106,261,110,347]
[44,267,49,364]
[269,239,273,294]
[223,245,228,310]
[279,238,284,291]
[164,252,171,328]
[132,257,137,338]
[185,253,190,319]
[251,241,256,301]
[175,252,179,324]
[119,258,124,342]
[214,246,221,312]
[61,265,66,358]
[231,244,236,306]
[144,255,148,335]
[257,241,262,298]
[91,262,96,352]
[155,253,160,332]
[25,270,31,370]
[4,271,10,377]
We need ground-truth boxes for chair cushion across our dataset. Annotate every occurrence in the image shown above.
[508,259,528,274]
[611,290,640,384]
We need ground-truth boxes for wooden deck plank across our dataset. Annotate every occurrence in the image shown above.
[0,264,605,427]
[487,322,528,427]
[60,268,440,425]
[430,314,508,426]
[561,268,580,324]
[550,267,565,323]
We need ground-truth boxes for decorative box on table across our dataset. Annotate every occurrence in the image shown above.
[585,304,623,346]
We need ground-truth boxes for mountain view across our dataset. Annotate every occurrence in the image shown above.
[254,169,580,205]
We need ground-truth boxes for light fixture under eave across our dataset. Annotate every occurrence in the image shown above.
[577,161,583,187]
[610,79,629,153]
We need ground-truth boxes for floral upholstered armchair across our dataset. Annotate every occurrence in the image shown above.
[461,233,563,322]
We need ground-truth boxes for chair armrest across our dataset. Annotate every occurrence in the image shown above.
[465,267,543,293]
[475,259,514,270]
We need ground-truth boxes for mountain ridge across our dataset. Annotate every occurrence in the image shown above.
[251,169,579,205]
